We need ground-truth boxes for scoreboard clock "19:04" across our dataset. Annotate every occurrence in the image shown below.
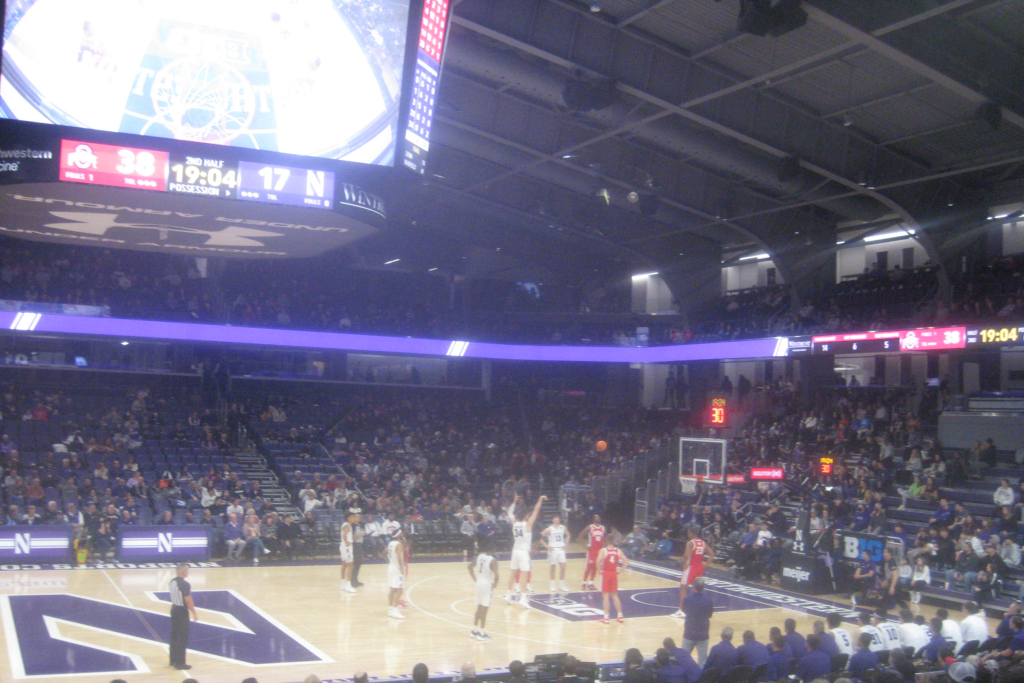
[59,139,336,211]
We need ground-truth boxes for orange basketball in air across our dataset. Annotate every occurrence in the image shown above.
[596,440,608,452]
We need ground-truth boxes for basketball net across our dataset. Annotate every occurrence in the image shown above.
[679,475,702,495]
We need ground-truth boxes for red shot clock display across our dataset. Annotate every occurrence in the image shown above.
[59,140,168,192]
[706,397,728,426]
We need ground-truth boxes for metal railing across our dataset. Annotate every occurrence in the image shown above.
[559,484,592,519]
[634,491,649,526]
[561,440,677,526]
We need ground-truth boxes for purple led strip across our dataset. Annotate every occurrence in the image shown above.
[0,312,787,362]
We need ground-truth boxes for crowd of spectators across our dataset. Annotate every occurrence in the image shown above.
[0,240,214,322]
[1,238,1021,348]
[0,367,680,568]
[0,379,312,563]
[271,395,683,563]
[621,375,1024,612]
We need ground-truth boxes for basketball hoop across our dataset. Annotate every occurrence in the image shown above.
[679,475,702,495]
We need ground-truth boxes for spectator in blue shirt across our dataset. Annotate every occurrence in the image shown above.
[997,604,1022,644]
[704,627,738,679]
[477,518,496,540]
[652,531,673,560]
[850,504,871,532]
[682,579,715,665]
[736,631,769,670]
[678,504,694,527]
[766,635,791,682]
[796,635,831,683]
[654,648,689,683]
[849,633,879,678]
[734,523,759,576]
[982,615,1024,664]
[812,621,838,658]
[784,619,808,659]
[922,617,949,664]
[889,523,910,549]
[663,639,703,683]
[768,627,793,662]
[853,551,876,605]
[929,498,953,528]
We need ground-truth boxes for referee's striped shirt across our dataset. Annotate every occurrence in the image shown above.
[169,576,190,607]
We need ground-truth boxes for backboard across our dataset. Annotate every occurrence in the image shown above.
[679,437,728,487]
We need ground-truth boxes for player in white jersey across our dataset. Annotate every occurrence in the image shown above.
[897,609,929,653]
[469,542,499,641]
[505,494,546,605]
[541,514,569,593]
[937,608,964,654]
[339,508,361,593]
[872,612,902,651]
[826,613,855,656]
[386,527,407,619]
[857,611,886,652]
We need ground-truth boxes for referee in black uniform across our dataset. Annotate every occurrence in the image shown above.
[169,563,198,670]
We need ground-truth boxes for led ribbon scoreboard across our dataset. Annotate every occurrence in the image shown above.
[787,322,1024,355]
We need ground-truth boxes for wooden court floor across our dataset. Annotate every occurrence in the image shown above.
[0,557,1000,683]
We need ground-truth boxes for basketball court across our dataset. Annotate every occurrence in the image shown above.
[0,439,991,683]
[0,554,993,683]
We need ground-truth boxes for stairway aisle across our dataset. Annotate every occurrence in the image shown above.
[234,450,303,519]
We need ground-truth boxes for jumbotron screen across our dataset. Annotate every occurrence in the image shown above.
[1,0,414,166]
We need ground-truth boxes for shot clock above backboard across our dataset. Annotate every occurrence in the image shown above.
[706,397,729,427]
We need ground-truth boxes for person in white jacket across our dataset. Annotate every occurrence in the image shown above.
[1002,538,1022,567]
[910,556,931,604]
[994,479,1016,509]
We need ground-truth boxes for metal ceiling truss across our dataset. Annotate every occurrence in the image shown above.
[429,0,1024,300]
[450,0,934,217]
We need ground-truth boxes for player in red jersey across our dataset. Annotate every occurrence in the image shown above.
[577,515,605,590]
[595,535,628,624]
[672,526,712,618]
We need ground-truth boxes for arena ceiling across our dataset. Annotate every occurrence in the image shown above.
[370,0,1024,298]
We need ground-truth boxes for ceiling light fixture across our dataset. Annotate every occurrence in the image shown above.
[631,272,658,280]
[739,253,770,261]
[863,230,914,243]
[385,258,401,265]
[590,2,601,12]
